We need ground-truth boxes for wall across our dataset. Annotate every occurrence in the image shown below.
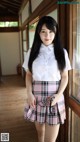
[29,30,35,48]
[22,1,29,24]
[0,32,20,75]
[31,0,43,12]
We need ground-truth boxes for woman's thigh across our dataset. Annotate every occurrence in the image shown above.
[45,123,60,142]
[35,122,45,135]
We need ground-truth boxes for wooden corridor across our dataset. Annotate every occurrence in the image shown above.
[0,76,37,142]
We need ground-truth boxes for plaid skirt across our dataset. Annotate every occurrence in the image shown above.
[24,81,66,125]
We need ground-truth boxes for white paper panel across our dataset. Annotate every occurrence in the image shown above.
[23,30,26,40]
[0,33,20,75]
[22,2,29,23]
[31,0,43,12]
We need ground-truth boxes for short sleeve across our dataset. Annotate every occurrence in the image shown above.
[22,49,31,72]
[64,49,71,71]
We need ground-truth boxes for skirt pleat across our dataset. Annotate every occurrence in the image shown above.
[24,81,66,125]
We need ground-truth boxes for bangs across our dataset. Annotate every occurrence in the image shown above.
[45,23,56,33]
[38,22,56,34]
[37,16,57,34]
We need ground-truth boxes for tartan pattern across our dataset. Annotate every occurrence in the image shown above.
[32,81,59,95]
[24,81,66,125]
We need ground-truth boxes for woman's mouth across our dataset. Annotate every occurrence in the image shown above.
[45,39,50,41]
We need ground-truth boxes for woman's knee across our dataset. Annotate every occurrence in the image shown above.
[35,122,45,136]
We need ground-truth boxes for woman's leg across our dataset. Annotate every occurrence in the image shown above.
[35,122,45,142]
[45,123,60,142]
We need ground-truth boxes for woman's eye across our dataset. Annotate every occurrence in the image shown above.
[41,31,45,33]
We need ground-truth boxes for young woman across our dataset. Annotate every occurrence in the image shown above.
[23,16,71,142]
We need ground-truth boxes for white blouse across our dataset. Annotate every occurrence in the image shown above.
[22,44,71,81]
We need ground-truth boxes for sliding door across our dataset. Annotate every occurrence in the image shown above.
[68,4,80,142]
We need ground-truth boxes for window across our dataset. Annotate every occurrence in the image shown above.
[72,4,80,102]
[0,22,18,27]
[71,111,80,142]
[69,3,80,142]
[69,109,80,142]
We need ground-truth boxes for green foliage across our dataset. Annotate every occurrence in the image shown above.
[0,22,18,27]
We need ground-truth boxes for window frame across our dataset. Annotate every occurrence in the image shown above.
[69,4,80,117]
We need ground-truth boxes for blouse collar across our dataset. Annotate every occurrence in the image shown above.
[40,43,54,53]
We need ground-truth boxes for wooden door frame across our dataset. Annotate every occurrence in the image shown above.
[0,62,1,76]
[66,3,80,142]
[68,4,80,117]
[20,1,72,141]
[58,4,71,142]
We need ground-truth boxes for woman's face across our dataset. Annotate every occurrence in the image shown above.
[39,24,55,46]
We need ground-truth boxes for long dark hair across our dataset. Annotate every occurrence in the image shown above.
[28,16,65,72]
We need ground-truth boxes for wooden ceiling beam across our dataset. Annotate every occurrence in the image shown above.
[0,0,23,16]
[8,9,17,14]
[1,0,21,7]
[13,0,22,4]
[0,2,19,9]
[0,4,6,8]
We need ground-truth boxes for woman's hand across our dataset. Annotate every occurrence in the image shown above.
[51,70,68,106]
[27,93,36,108]
[51,94,59,106]
[25,71,36,108]
[47,94,60,106]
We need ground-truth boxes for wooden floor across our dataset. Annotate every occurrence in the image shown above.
[0,76,37,142]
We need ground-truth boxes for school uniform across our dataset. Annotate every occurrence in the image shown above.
[22,44,71,125]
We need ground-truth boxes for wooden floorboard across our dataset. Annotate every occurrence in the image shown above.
[0,76,37,142]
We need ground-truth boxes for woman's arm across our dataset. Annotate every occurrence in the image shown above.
[26,70,36,108]
[57,70,68,96]
[51,70,68,106]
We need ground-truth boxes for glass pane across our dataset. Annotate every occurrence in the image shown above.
[6,22,18,27]
[68,108,71,142]
[71,111,80,142]
[0,22,5,27]
[72,4,80,102]
[0,22,18,27]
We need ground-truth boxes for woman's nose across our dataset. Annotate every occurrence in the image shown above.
[45,32,49,37]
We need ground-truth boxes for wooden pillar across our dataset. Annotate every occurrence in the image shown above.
[57,4,70,142]
[58,4,67,48]
[0,56,2,80]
